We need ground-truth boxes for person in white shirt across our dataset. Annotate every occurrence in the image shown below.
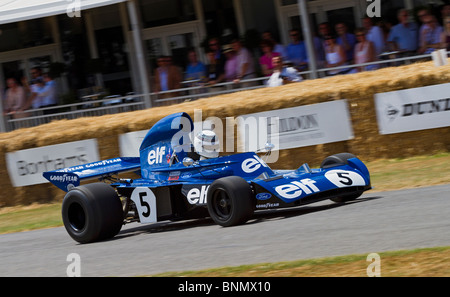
[266,56,303,87]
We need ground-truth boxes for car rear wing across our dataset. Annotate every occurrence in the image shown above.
[43,157,141,192]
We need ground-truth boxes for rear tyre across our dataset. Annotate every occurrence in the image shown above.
[207,176,254,227]
[62,183,123,243]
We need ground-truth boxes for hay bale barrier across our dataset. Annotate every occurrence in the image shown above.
[1,60,449,206]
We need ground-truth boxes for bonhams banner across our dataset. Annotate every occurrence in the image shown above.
[6,139,100,187]
[375,83,450,135]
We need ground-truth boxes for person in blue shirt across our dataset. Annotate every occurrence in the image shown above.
[286,29,308,71]
[418,14,443,54]
[387,9,418,54]
[185,49,206,84]
[40,73,58,108]
[335,22,357,62]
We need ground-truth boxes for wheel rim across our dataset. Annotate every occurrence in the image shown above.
[67,202,86,232]
[211,189,232,221]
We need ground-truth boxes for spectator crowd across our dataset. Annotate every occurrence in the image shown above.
[3,67,57,119]
[4,5,450,114]
[154,5,450,94]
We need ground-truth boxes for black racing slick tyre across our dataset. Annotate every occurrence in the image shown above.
[320,153,357,169]
[62,183,123,244]
[329,192,363,203]
[207,176,254,227]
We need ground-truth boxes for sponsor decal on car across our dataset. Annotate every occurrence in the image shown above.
[241,155,268,173]
[186,185,209,205]
[168,171,180,181]
[256,202,280,209]
[274,178,320,200]
[48,173,78,183]
[181,172,192,179]
[147,146,166,165]
[256,193,272,200]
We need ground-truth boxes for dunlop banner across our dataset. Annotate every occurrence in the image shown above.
[375,83,450,135]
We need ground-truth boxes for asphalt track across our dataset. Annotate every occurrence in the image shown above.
[1,184,449,277]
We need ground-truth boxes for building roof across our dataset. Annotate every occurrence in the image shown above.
[0,0,127,25]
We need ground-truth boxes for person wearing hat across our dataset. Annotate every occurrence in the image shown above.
[222,44,238,82]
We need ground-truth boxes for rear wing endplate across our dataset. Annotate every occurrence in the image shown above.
[43,157,140,192]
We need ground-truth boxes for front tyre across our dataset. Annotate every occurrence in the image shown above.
[330,192,363,203]
[207,176,254,227]
[320,153,357,169]
[62,183,123,243]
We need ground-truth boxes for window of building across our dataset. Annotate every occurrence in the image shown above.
[327,7,356,32]
[58,15,90,91]
[202,0,238,40]
[139,0,196,28]
[282,0,316,5]
[282,0,297,5]
[0,18,54,52]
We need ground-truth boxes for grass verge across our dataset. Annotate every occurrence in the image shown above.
[151,246,450,277]
[0,153,449,277]
[0,203,62,234]
[366,152,450,192]
[1,152,449,234]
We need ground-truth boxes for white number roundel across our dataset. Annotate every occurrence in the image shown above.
[130,187,157,224]
[324,170,366,188]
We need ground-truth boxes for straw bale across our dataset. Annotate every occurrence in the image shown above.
[1,60,449,206]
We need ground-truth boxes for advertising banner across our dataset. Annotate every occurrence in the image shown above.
[237,100,354,151]
[119,130,149,157]
[375,83,450,134]
[6,139,100,187]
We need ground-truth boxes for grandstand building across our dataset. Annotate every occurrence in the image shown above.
[0,0,443,104]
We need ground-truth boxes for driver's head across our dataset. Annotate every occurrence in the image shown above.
[193,130,220,159]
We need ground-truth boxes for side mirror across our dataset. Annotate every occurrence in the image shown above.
[265,142,275,152]
[182,157,194,167]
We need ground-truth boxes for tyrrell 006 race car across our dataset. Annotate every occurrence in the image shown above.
[44,112,371,243]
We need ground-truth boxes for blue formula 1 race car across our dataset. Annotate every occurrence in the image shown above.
[44,112,371,243]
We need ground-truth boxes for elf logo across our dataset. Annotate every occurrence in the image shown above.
[275,178,320,200]
[241,155,268,173]
[147,146,166,165]
[187,185,209,205]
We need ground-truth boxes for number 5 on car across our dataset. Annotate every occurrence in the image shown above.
[324,170,366,188]
[131,187,157,224]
